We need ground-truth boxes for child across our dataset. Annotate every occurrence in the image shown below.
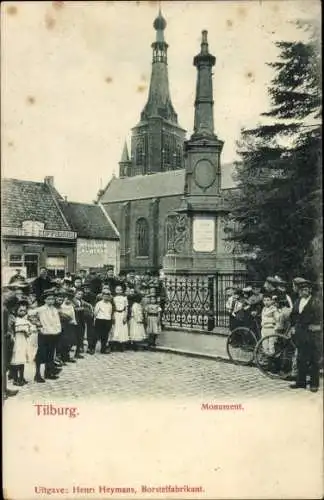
[58,290,78,363]
[96,285,111,303]
[261,293,280,354]
[227,288,243,332]
[92,290,113,354]
[35,289,62,382]
[73,289,86,358]
[111,285,129,351]
[225,287,235,330]
[9,300,33,386]
[129,293,147,350]
[273,293,295,378]
[27,292,42,366]
[145,295,162,347]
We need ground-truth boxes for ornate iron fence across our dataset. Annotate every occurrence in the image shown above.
[163,273,247,332]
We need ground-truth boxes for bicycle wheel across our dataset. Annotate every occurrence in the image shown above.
[226,327,257,365]
[255,334,297,380]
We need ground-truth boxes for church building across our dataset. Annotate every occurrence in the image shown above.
[97,10,244,276]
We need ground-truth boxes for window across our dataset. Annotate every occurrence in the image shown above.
[9,253,39,278]
[24,255,39,278]
[176,145,182,168]
[136,218,149,257]
[136,142,144,166]
[9,254,23,267]
[164,142,171,168]
[46,256,67,279]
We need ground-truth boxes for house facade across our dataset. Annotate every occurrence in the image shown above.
[58,201,120,273]
[2,177,120,283]
[2,177,77,281]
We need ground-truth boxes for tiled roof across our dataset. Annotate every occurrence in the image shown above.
[58,201,119,240]
[99,169,186,203]
[99,164,236,203]
[1,178,71,231]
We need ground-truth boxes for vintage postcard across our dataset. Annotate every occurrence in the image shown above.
[2,1,323,499]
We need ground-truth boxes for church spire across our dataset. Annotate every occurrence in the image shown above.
[119,140,131,178]
[120,140,129,162]
[140,9,178,123]
[192,30,216,138]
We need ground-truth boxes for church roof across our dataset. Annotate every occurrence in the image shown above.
[99,163,236,203]
[100,170,186,203]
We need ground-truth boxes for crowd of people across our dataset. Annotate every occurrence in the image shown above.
[225,275,322,392]
[3,268,322,400]
[3,266,167,399]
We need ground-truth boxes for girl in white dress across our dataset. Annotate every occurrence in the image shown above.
[111,285,129,351]
[129,293,147,349]
[9,301,33,386]
[261,294,280,354]
[27,292,41,364]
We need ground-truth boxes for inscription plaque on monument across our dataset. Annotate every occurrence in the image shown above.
[193,216,215,252]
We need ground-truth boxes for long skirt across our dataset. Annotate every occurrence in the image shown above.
[11,332,29,365]
[146,316,160,335]
[111,312,129,343]
[129,320,146,342]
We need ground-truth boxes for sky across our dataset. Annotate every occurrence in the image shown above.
[1,0,320,202]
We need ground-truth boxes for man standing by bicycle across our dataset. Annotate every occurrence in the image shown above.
[289,279,322,392]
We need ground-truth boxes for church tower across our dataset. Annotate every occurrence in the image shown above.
[123,9,186,177]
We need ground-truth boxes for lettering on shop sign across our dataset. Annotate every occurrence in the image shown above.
[2,227,76,240]
[79,241,107,255]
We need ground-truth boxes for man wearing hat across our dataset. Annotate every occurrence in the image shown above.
[9,268,25,284]
[88,270,103,296]
[32,267,53,305]
[4,279,30,313]
[272,276,293,310]
[263,276,279,294]
[290,279,322,392]
[103,266,119,295]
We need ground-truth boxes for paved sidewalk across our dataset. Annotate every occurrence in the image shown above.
[157,329,229,362]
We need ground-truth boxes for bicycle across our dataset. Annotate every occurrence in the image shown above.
[227,315,297,381]
[226,317,260,366]
[254,332,297,380]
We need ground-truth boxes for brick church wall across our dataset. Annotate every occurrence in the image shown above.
[102,194,182,272]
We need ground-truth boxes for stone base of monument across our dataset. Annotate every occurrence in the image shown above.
[163,252,245,275]
[162,253,194,275]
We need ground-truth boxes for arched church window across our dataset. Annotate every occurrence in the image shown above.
[136,218,149,257]
[164,142,171,169]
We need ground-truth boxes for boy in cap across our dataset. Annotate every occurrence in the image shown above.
[289,279,322,392]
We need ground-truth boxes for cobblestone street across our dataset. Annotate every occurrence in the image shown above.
[6,347,321,402]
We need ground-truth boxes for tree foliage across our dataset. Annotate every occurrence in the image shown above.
[225,21,322,281]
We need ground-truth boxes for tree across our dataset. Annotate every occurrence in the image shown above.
[225,21,322,282]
